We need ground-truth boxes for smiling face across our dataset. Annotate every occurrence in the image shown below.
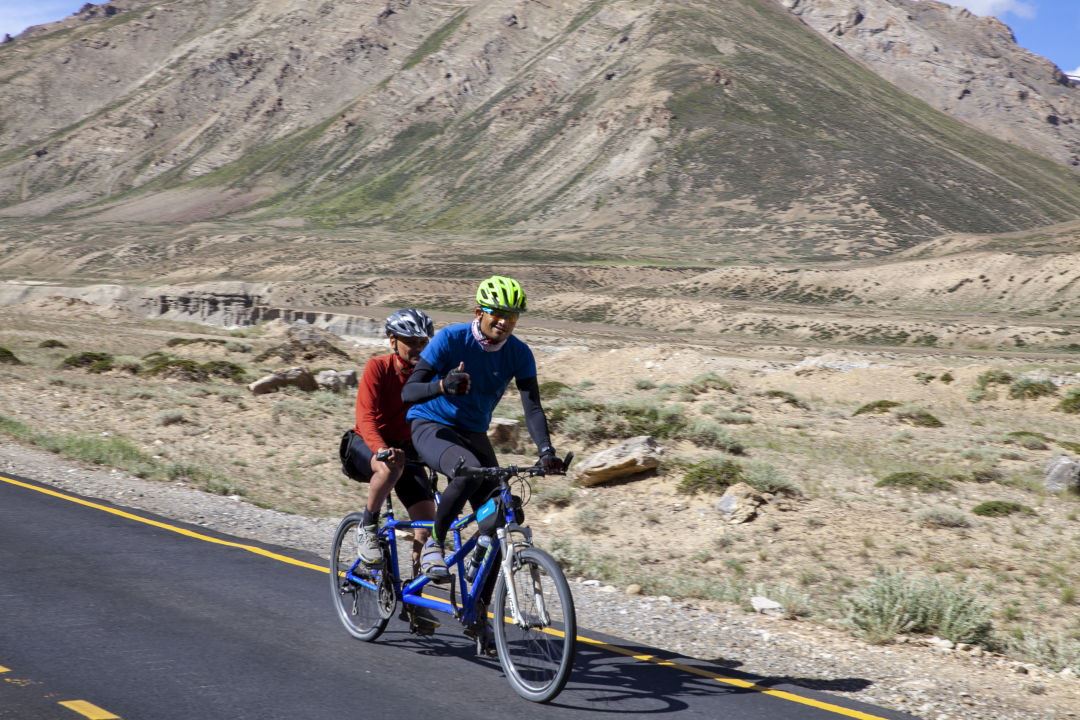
[474,306,520,342]
[390,334,428,366]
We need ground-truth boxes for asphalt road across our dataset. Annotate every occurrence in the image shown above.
[0,472,919,720]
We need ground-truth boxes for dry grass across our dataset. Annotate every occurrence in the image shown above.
[1,308,1078,669]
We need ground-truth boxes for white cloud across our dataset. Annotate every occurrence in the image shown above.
[950,0,1037,19]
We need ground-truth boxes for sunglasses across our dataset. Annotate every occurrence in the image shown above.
[480,307,521,321]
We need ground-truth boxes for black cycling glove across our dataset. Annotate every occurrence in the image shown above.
[442,363,471,395]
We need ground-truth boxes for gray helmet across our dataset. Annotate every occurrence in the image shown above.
[385,308,434,339]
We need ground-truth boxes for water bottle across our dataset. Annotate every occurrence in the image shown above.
[465,535,492,583]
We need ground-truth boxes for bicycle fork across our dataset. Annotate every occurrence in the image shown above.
[497,528,551,628]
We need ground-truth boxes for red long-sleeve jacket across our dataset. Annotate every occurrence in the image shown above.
[354,353,413,451]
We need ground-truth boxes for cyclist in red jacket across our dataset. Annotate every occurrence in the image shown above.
[342,309,437,569]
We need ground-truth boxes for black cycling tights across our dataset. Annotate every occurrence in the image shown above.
[410,419,499,545]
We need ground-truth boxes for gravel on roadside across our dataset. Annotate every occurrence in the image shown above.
[2,439,1077,720]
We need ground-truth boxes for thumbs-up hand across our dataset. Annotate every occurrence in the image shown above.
[442,362,471,396]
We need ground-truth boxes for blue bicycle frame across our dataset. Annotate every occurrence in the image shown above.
[344,484,516,627]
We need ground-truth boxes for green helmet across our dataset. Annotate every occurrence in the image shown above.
[475,275,527,312]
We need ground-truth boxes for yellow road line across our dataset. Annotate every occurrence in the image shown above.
[3,473,893,720]
[58,700,120,719]
[0,475,325,573]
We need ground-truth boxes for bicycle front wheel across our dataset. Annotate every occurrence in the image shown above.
[330,512,390,642]
[492,547,577,702]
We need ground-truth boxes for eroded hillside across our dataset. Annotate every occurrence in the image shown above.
[1,0,1079,258]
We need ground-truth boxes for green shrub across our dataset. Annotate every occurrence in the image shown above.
[38,339,68,349]
[224,341,252,353]
[972,500,1034,517]
[914,372,936,385]
[143,354,245,382]
[712,410,754,425]
[853,400,901,416]
[1059,388,1080,415]
[1008,378,1057,400]
[751,583,814,619]
[876,472,953,492]
[533,484,576,509]
[1057,439,1080,454]
[743,461,802,497]
[606,400,686,438]
[683,372,734,396]
[157,411,188,427]
[539,380,571,398]
[60,351,113,373]
[893,408,944,428]
[1007,630,1080,674]
[142,354,209,381]
[1005,431,1050,450]
[763,390,809,409]
[0,414,34,441]
[939,372,955,384]
[844,571,993,645]
[634,378,657,390]
[165,337,228,347]
[676,419,744,454]
[201,360,247,383]
[573,508,606,534]
[0,347,23,365]
[976,369,1013,388]
[677,458,745,495]
[917,506,971,529]
[969,467,1003,484]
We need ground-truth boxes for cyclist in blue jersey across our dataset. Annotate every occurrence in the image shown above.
[402,275,564,584]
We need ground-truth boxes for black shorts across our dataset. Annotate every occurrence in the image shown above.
[338,430,435,509]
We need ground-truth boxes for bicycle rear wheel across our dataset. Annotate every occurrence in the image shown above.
[492,547,576,702]
[330,512,391,641]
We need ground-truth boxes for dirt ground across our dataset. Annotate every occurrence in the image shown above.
[1,302,1078,703]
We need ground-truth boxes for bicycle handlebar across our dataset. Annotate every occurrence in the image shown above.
[453,452,574,481]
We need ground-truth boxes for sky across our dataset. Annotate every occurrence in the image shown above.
[0,0,1078,76]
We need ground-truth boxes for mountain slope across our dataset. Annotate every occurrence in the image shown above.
[1,0,1079,259]
[778,0,1080,171]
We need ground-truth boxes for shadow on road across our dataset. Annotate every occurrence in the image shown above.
[375,628,877,714]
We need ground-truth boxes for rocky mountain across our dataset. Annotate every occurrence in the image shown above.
[1,0,1079,260]
[778,0,1080,170]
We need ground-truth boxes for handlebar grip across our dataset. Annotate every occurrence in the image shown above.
[375,449,392,461]
[562,451,574,470]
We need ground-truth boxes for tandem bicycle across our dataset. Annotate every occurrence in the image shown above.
[329,454,577,703]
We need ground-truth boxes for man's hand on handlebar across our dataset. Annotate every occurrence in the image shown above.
[374,447,405,467]
[539,449,569,476]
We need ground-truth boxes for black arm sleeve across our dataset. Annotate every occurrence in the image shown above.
[516,376,553,454]
[402,358,443,403]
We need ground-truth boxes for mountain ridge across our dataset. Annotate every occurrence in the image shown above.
[1,0,1079,260]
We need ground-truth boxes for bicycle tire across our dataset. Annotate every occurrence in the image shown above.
[492,547,577,702]
[330,512,391,641]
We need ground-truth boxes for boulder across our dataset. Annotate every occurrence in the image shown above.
[750,595,783,616]
[315,369,358,393]
[488,417,523,451]
[248,366,318,395]
[715,482,766,524]
[1044,455,1080,493]
[574,436,662,487]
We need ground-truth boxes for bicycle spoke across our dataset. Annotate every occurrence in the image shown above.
[494,548,576,702]
[330,513,391,641]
